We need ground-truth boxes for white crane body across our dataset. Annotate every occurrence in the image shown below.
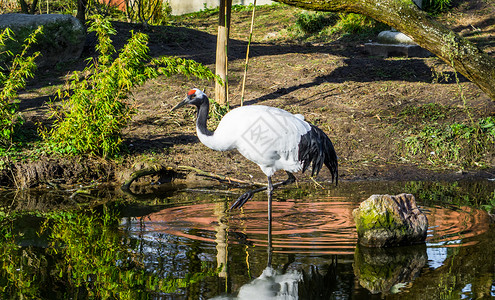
[197,105,311,177]
[172,88,338,215]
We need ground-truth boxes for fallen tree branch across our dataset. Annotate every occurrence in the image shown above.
[183,188,240,195]
[178,165,265,186]
[121,166,175,192]
[121,165,264,192]
[273,0,495,100]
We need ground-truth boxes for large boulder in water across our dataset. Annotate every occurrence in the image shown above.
[353,193,428,247]
[0,13,85,67]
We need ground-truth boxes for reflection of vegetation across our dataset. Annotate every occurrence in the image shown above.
[481,190,495,214]
[437,247,460,299]
[0,206,217,299]
[403,181,494,211]
[354,244,427,295]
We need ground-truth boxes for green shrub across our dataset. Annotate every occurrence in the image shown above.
[0,26,42,147]
[43,15,217,158]
[398,103,448,122]
[400,117,495,167]
[329,13,386,36]
[295,11,337,34]
[423,0,452,14]
[125,0,170,25]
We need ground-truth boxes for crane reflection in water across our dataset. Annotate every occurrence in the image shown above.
[121,190,493,298]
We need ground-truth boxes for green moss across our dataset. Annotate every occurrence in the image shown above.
[0,19,84,62]
[355,198,411,242]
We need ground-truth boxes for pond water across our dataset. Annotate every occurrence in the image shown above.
[1,180,494,299]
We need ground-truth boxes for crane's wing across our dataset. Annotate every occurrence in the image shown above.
[215,106,309,173]
[215,105,337,182]
[298,124,338,185]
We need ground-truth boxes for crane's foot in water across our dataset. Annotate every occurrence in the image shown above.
[230,191,254,210]
[229,172,296,210]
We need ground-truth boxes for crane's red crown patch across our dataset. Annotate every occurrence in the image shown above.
[187,89,196,96]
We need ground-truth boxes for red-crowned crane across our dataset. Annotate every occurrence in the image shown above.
[172,88,338,221]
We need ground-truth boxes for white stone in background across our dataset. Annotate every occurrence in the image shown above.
[377,30,416,45]
[364,30,432,57]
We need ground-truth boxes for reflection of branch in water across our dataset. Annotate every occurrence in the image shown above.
[215,202,228,279]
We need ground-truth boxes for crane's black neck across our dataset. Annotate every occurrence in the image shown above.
[196,97,213,137]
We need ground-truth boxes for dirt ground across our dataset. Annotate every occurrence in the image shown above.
[5,1,495,189]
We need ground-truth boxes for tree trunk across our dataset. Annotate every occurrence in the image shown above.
[215,0,232,106]
[29,0,39,14]
[19,0,29,13]
[273,0,495,101]
[76,0,88,24]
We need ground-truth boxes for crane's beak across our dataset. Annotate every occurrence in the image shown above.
[171,97,188,112]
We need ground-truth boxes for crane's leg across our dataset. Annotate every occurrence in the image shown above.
[267,176,273,223]
[267,190,273,267]
[230,171,296,210]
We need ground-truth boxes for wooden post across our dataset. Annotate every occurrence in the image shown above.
[215,0,232,106]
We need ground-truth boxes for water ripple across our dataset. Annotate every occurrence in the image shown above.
[121,198,491,255]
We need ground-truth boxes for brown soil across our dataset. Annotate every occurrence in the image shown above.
[4,2,495,190]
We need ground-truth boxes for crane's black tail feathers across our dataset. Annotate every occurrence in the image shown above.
[298,124,338,185]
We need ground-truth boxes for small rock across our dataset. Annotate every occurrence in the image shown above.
[353,193,428,247]
[364,30,432,57]
[364,43,431,58]
[377,30,416,45]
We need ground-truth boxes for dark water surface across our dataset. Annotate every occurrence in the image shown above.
[1,180,494,299]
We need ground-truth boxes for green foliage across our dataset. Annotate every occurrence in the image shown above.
[231,3,257,12]
[0,26,42,147]
[423,0,452,14]
[43,17,144,157]
[295,11,338,34]
[288,11,385,41]
[209,99,229,121]
[125,0,171,25]
[400,116,495,167]
[329,13,386,36]
[399,103,448,122]
[1,19,84,65]
[43,15,217,158]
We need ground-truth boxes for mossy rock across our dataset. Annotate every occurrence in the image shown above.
[352,193,428,247]
[0,13,85,67]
